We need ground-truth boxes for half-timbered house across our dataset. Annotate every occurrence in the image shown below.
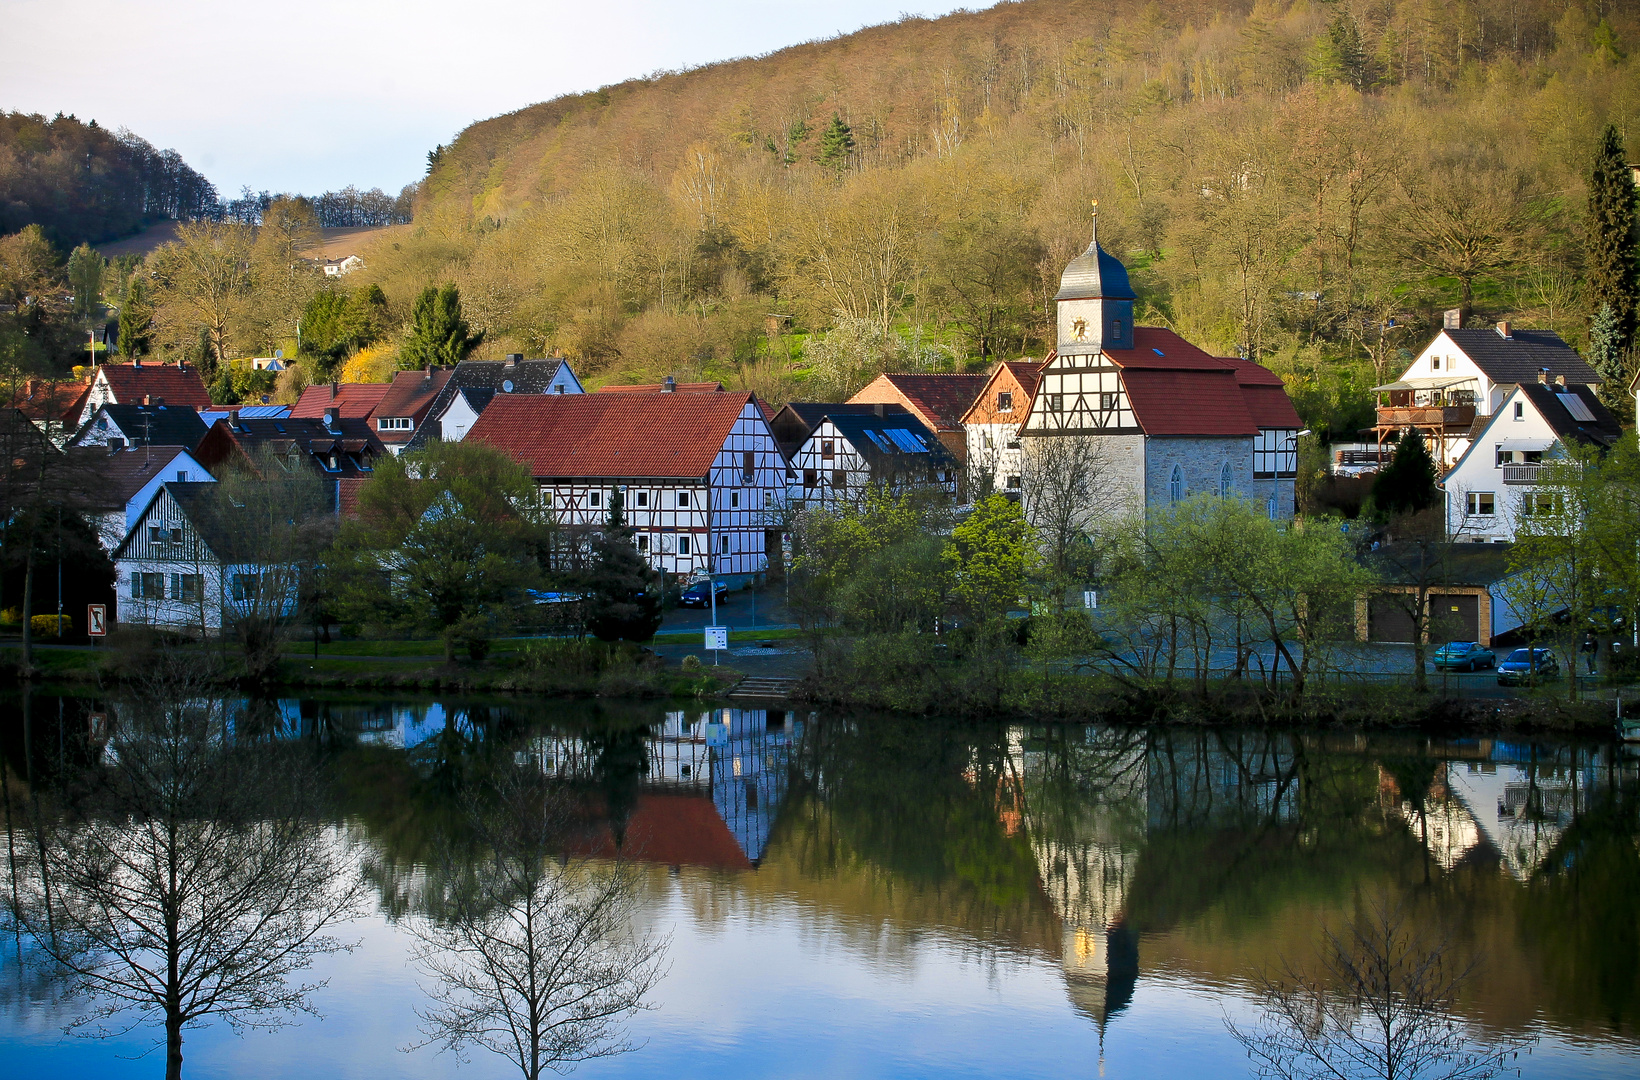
[960,360,1046,498]
[1020,209,1301,521]
[786,404,959,508]
[466,392,785,584]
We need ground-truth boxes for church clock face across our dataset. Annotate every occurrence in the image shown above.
[1072,317,1088,342]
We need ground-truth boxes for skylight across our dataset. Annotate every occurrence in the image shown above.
[1152,348,1165,356]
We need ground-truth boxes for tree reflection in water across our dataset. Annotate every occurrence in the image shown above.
[407,763,667,1080]
[3,654,365,1080]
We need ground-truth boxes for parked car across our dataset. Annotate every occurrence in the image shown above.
[1432,641,1495,671]
[1496,648,1560,686]
[678,579,729,608]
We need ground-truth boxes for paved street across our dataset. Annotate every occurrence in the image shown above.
[657,583,795,635]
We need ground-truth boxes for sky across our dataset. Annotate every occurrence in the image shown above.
[1,0,977,200]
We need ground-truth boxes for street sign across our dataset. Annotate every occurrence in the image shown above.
[704,625,728,651]
[87,604,107,637]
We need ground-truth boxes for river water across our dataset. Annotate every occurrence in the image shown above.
[2,692,1637,1079]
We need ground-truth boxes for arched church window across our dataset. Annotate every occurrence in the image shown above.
[1169,465,1183,504]
[1220,462,1233,498]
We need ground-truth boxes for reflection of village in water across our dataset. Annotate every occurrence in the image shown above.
[70,695,1638,1046]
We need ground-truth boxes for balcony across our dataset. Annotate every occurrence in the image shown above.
[1374,405,1476,432]
[1502,464,1542,485]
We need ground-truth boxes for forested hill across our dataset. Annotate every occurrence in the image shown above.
[0,112,219,247]
[368,0,1636,427]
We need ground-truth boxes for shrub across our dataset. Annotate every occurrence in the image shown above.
[30,614,71,637]
[0,607,20,626]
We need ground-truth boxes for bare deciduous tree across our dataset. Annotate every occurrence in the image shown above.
[407,769,668,1080]
[1227,897,1532,1080]
[6,651,365,1080]
[1019,434,1127,578]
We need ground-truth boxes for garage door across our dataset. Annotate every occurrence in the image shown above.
[1428,594,1479,644]
[1369,596,1417,643]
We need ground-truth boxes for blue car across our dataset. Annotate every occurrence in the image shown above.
[1496,648,1559,686]
[679,580,728,608]
[1432,641,1495,671]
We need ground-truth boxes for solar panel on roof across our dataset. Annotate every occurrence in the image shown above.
[862,430,893,451]
[883,428,928,452]
[1557,393,1596,422]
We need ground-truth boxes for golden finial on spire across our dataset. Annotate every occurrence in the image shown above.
[1091,198,1099,215]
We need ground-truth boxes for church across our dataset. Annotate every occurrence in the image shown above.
[1019,206,1302,522]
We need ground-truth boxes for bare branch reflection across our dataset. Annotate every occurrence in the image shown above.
[407,766,668,1080]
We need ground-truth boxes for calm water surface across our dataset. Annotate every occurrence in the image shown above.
[2,692,1637,1079]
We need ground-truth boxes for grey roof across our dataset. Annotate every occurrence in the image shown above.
[769,402,910,459]
[1053,216,1136,301]
[73,402,208,449]
[1444,328,1598,386]
[72,446,201,509]
[1516,383,1622,447]
[114,481,240,561]
[822,411,959,476]
[404,358,580,452]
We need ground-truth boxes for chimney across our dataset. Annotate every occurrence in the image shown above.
[142,394,151,406]
[424,365,433,379]
[1443,309,1461,330]
[1496,321,1512,339]
[107,437,125,454]
[505,353,521,367]
[1555,374,1566,387]
[1538,368,1551,384]
[132,355,142,367]
[177,357,186,369]
[24,378,36,397]
[662,375,676,393]
[325,406,340,430]
[874,403,886,417]
[329,381,338,401]
[228,408,241,429]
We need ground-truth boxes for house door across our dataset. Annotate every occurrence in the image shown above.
[1428,594,1480,643]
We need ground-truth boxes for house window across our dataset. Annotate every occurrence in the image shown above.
[677,491,689,508]
[678,535,691,555]
[132,572,165,599]
[590,491,601,508]
[636,491,648,507]
[1219,462,1233,497]
[637,534,649,552]
[1495,446,1511,466]
[822,440,835,459]
[1112,320,1122,338]
[997,391,1013,412]
[1522,450,1543,464]
[148,525,163,543]
[1169,465,1183,504]
[175,469,187,482]
[1432,356,1441,370]
[804,469,818,487]
[1005,475,1021,490]
[832,469,847,489]
[1099,392,1117,411]
[720,535,730,555]
[1467,492,1496,516]
[742,450,755,481]
[170,573,201,602]
[1267,494,1278,520]
[1513,402,1524,420]
[730,491,740,508]
[1050,395,1064,412]
[377,417,412,431]
[230,573,261,602]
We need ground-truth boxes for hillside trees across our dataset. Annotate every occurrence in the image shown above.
[148,220,255,380]
[400,283,482,370]
[1586,122,1639,362]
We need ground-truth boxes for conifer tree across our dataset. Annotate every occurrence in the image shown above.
[400,283,482,370]
[582,488,663,642]
[116,276,153,357]
[817,114,855,174]
[1587,124,1638,355]
[1589,302,1625,383]
[1368,428,1439,520]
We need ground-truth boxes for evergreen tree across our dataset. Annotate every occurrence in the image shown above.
[817,114,855,174]
[1368,428,1440,520]
[582,488,663,642]
[399,283,482,370]
[1589,302,1626,383]
[115,276,153,357]
[211,362,238,405]
[1312,12,1367,89]
[1587,124,1639,355]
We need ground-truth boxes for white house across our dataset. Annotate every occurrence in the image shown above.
[405,355,584,452]
[466,391,786,584]
[80,445,214,552]
[1371,320,1600,471]
[1440,380,1622,543]
[1020,209,1301,521]
[785,405,959,507]
[69,401,209,451]
[960,360,1046,498]
[113,482,295,633]
[321,255,364,277]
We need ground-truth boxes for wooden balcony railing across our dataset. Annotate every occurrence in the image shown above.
[1375,405,1477,431]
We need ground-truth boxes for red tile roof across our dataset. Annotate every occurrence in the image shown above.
[369,367,454,444]
[595,381,726,393]
[1221,355,1303,428]
[7,376,89,423]
[1003,360,1047,398]
[291,382,391,419]
[1120,368,1259,436]
[467,392,758,479]
[1104,327,1236,371]
[96,361,211,410]
[849,372,991,431]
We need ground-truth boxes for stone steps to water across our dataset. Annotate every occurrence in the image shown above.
[728,676,802,701]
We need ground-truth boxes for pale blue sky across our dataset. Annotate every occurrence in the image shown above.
[1,1,977,199]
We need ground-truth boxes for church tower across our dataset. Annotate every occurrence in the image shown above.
[1054,202,1135,357]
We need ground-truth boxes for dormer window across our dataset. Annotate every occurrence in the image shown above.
[377,417,412,431]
